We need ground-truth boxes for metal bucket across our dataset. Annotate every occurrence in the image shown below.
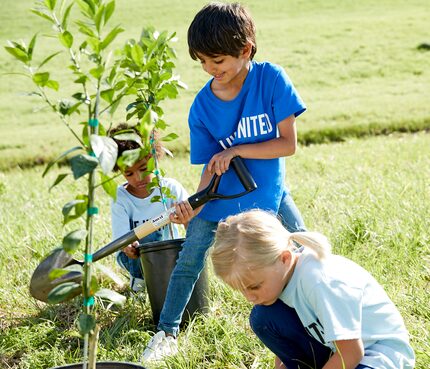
[51,362,146,368]
[137,238,209,325]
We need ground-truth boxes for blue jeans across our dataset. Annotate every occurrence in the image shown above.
[157,191,305,336]
[116,230,163,279]
[277,189,306,232]
[250,300,372,369]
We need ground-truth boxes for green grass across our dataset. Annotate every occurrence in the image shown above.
[0,0,429,367]
[0,0,429,170]
[1,133,429,368]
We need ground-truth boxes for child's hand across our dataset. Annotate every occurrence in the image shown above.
[208,148,238,176]
[123,241,139,259]
[170,200,195,225]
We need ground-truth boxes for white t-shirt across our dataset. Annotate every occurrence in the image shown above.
[279,249,415,369]
[111,177,189,242]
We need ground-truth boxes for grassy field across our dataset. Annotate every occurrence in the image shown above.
[1,133,429,368]
[0,0,429,368]
[0,0,429,169]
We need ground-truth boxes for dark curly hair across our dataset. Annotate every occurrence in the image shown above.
[109,123,164,171]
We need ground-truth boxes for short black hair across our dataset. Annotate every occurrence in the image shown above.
[188,2,257,60]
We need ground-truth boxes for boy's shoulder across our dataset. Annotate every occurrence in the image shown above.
[252,60,284,76]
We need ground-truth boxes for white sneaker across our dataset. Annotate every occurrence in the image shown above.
[130,277,146,293]
[141,331,178,362]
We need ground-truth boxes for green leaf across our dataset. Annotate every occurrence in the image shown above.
[104,1,115,25]
[28,34,37,61]
[162,186,175,198]
[112,132,142,146]
[87,37,101,54]
[62,229,88,253]
[113,80,126,91]
[59,31,73,48]
[32,72,50,87]
[48,264,83,280]
[100,88,114,103]
[141,108,158,127]
[4,46,28,64]
[45,80,59,91]
[47,282,81,304]
[62,199,85,217]
[42,146,83,177]
[126,108,138,121]
[146,157,155,172]
[76,21,96,38]
[38,51,62,69]
[76,0,95,17]
[44,0,57,11]
[150,195,161,203]
[74,74,89,84]
[131,44,144,66]
[62,195,88,224]
[61,2,74,29]
[90,135,118,174]
[155,119,168,130]
[108,99,121,116]
[89,65,104,79]
[106,64,117,85]
[78,313,96,335]
[100,172,117,200]
[161,133,178,142]
[95,288,126,305]
[94,4,104,32]
[70,154,99,179]
[30,9,54,23]
[49,173,69,191]
[90,275,99,295]
[100,26,124,50]
[159,71,172,81]
[81,122,90,146]
[156,83,178,100]
[117,148,141,170]
[72,92,86,102]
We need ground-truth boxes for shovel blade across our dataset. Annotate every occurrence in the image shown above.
[30,248,83,303]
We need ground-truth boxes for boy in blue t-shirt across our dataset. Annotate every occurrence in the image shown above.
[142,2,307,361]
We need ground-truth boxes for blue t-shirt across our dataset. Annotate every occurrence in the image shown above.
[188,61,306,222]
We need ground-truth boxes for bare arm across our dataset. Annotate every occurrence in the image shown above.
[208,114,297,176]
[322,339,364,369]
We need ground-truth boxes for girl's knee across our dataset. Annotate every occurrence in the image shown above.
[250,300,303,337]
[249,303,279,337]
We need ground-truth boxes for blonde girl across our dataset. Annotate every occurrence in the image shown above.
[211,210,415,369]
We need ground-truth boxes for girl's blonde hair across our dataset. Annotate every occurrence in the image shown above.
[211,209,331,289]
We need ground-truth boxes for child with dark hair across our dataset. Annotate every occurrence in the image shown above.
[109,124,189,293]
[142,2,307,361]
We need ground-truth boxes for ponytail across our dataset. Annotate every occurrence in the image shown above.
[212,210,332,289]
[289,232,331,260]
